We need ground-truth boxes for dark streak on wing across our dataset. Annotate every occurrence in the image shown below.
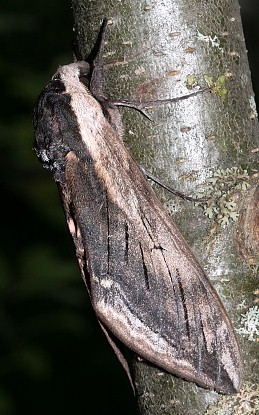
[105,191,111,275]
[197,312,206,370]
[159,248,174,285]
[193,279,215,371]
[139,242,150,290]
[215,355,222,392]
[124,223,129,263]
[140,212,156,243]
[175,268,191,340]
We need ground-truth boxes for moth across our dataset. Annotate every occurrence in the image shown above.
[33,19,242,394]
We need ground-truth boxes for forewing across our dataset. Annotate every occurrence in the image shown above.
[63,146,242,395]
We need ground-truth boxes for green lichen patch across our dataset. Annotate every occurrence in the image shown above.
[186,74,198,89]
[204,74,228,99]
[205,382,259,415]
[196,167,250,226]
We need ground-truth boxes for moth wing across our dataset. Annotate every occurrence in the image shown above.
[63,148,242,395]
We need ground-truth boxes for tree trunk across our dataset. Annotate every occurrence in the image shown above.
[70,0,259,414]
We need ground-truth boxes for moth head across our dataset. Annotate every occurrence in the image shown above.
[53,61,91,89]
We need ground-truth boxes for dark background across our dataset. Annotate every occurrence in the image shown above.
[1,2,258,414]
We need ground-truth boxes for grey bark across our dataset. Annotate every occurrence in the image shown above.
[70,0,259,414]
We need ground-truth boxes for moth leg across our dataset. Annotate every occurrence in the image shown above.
[83,19,125,138]
[142,167,207,203]
[88,16,209,112]
[111,86,210,115]
[88,20,210,136]
[89,18,109,100]
[97,320,135,391]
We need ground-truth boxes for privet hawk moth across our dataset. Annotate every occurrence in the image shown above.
[33,19,242,394]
